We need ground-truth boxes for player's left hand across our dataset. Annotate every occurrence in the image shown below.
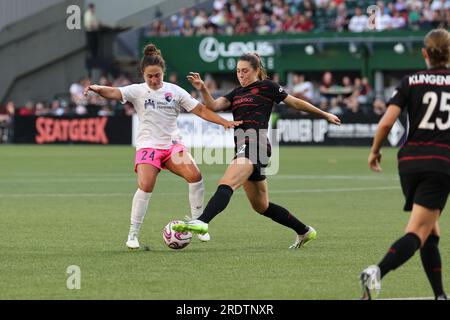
[368,151,382,172]
[325,113,341,125]
[187,72,205,91]
[222,120,243,129]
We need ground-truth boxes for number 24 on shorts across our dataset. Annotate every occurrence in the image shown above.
[141,150,155,161]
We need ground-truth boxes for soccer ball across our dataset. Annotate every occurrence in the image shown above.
[162,220,192,250]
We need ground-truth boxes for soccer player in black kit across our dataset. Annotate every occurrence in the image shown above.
[360,29,450,300]
[173,53,341,248]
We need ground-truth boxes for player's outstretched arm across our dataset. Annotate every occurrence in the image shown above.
[191,103,242,129]
[187,72,230,111]
[283,95,341,125]
[84,85,122,100]
[369,104,402,172]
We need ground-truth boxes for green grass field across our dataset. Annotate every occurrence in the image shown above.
[0,145,448,300]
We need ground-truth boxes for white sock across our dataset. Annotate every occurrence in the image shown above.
[188,179,204,220]
[129,189,151,235]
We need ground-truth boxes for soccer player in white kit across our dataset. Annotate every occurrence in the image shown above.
[84,44,241,249]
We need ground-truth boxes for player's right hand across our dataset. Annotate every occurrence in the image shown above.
[368,151,382,172]
[187,72,205,90]
[326,113,341,125]
[84,84,100,96]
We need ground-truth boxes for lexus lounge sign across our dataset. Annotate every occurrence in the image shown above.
[198,37,276,71]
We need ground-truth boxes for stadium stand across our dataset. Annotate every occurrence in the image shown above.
[1,0,447,143]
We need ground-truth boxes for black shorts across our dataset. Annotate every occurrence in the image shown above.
[234,141,270,181]
[248,164,266,181]
[400,172,450,211]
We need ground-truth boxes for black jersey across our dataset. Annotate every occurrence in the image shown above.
[388,68,450,174]
[224,80,288,130]
[223,80,287,166]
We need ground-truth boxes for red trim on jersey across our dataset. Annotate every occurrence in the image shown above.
[406,141,450,150]
[409,83,450,87]
[236,138,257,144]
[399,155,450,163]
[234,93,272,103]
[253,93,273,102]
[234,111,263,120]
[241,120,261,124]
[231,103,259,110]
[233,94,254,99]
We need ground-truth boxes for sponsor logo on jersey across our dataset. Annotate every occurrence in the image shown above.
[165,92,173,102]
[234,97,254,104]
[144,99,156,109]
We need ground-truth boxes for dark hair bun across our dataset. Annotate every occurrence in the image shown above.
[143,44,161,57]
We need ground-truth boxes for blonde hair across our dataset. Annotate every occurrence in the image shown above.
[424,29,450,68]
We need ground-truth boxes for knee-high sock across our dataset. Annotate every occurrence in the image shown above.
[198,185,233,223]
[378,233,421,278]
[420,235,445,298]
[261,202,309,235]
[189,179,204,220]
[129,189,151,235]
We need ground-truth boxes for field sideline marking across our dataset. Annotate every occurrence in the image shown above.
[0,186,400,197]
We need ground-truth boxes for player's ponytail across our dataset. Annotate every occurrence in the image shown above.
[253,53,268,81]
[424,29,450,68]
[141,43,166,73]
[239,53,268,81]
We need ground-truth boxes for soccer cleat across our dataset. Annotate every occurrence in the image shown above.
[183,215,210,241]
[360,265,381,300]
[197,232,211,242]
[289,226,317,249]
[436,294,447,300]
[126,232,140,250]
[172,219,208,235]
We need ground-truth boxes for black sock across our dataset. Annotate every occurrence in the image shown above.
[261,202,309,235]
[420,235,446,298]
[378,233,421,278]
[198,184,233,223]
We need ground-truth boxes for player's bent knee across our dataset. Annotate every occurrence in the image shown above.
[405,229,427,247]
[138,182,154,193]
[219,181,239,191]
[186,172,202,183]
[218,178,232,186]
[253,203,269,214]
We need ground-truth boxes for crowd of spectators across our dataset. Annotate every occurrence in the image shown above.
[2,74,134,120]
[273,71,385,117]
[145,0,449,37]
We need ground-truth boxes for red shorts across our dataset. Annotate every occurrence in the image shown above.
[134,144,187,172]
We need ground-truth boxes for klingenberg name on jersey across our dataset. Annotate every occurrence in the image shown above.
[409,74,450,86]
